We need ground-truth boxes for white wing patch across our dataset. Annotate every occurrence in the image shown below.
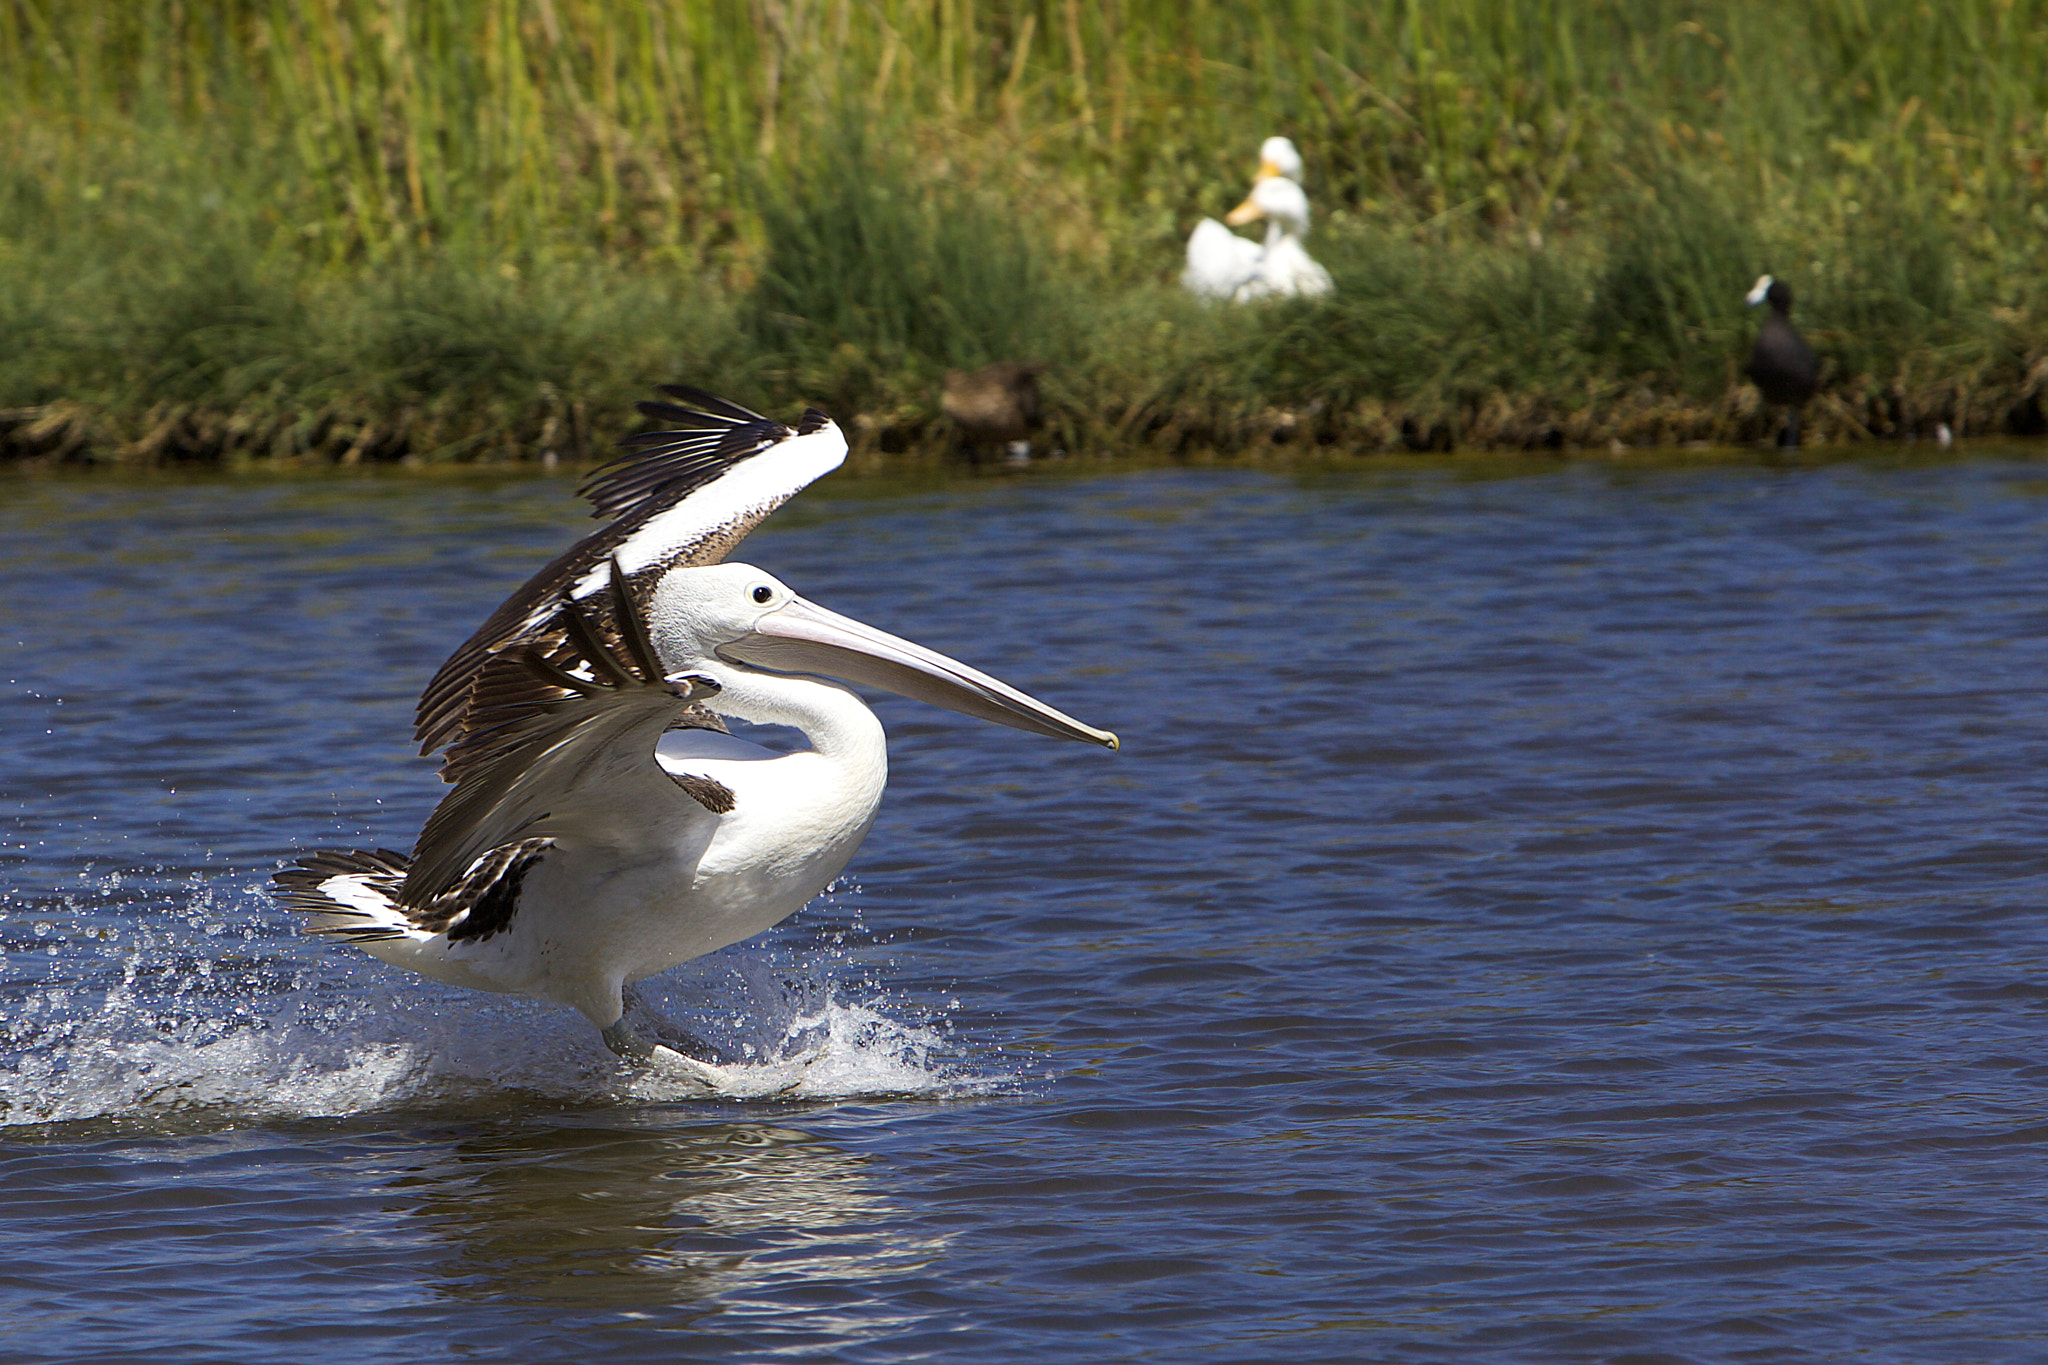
[597,421,848,583]
[326,873,400,918]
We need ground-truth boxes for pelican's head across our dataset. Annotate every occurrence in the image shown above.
[1256,136,1304,183]
[1224,175,1312,235]
[647,563,1118,748]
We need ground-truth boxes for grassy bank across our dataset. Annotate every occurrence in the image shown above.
[3,0,2046,462]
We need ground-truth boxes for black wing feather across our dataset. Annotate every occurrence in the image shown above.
[415,385,833,760]
[651,383,772,425]
[402,562,730,906]
[580,385,791,520]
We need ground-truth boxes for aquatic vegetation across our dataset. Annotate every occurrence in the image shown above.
[1,0,2045,458]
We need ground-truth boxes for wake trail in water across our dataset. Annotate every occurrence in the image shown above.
[0,872,1017,1128]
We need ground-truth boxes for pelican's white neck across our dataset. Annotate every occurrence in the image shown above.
[703,663,887,764]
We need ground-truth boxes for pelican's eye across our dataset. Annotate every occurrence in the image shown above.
[751,585,774,604]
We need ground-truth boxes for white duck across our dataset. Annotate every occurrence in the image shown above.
[1183,136,1333,303]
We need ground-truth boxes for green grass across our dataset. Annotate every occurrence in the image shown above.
[2,0,2046,460]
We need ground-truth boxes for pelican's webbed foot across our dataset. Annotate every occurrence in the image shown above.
[601,985,740,1089]
[621,984,732,1063]
[600,1017,656,1061]
[601,1017,723,1089]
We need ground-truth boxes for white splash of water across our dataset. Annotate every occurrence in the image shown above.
[615,999,1009,1103]
[0,873,1018,1129]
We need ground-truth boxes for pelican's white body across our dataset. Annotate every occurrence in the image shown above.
[281,386,1117,1074]
[329,671,886,1030]
[1184,217,1269,301]
[1183,174,1331,303]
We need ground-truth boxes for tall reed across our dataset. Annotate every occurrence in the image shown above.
[2,1,2044,457]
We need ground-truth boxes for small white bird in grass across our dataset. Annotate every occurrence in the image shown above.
[1183,136,1333,303]
[276,386,1117,1088]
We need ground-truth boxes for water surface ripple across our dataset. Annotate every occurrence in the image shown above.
[4,455,2048,1361]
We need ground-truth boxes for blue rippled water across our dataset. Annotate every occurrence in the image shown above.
[4,451,2048,1362]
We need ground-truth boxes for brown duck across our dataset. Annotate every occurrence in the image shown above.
[942,362,1045,463]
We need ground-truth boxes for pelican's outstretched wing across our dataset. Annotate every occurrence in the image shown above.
[401,560,733,907]
[415,386,846,760]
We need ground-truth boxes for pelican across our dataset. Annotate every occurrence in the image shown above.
[1183,136,1333,303]
[1745,275,1820,448]
[275,387,1117,1086]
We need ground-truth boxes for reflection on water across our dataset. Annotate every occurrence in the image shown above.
[398,1117,943,1322]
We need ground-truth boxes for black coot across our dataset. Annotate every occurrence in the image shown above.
[1745,275,1820,448]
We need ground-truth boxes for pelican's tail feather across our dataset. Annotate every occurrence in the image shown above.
[275,839,554,947]
[273,848,418,943]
